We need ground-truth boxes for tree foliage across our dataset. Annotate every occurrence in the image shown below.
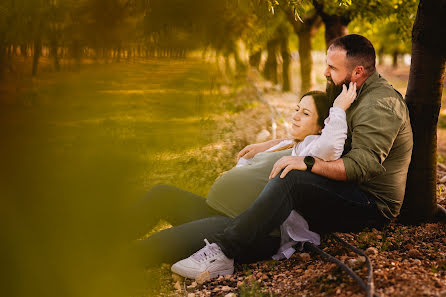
[0,0,420,78]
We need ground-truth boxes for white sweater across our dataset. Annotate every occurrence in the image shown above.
[236,107,348,260]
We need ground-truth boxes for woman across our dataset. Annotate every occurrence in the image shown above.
[132,83,357,268]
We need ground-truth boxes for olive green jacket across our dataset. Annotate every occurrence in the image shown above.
[342,71,413,219]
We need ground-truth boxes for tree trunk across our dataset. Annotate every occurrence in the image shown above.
[224,54,233,77]
[392,50,399,68]
[71,40,82,70]
[0,43,6,79]
[32,37,42,76]
[312,0,350,49]
[249,50,262,70]
[400,0,446,223]
[50,39,60,71]
[378,48,385,66]
[282,4,321,94]
[281,35,291,92]
[20,44,28,58]
[297,30,313,94]
[116,47,121,62]
[264,39,279,84]
[233,49,245,73]
[127,47,132,61]
[322,15,349,49]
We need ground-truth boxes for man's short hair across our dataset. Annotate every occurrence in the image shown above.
[329,34,376,74]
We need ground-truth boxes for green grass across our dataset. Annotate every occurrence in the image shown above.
[0,58,248,297]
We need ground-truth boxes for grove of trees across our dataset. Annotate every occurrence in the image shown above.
[1,0,445,223]
[0,1,415,87]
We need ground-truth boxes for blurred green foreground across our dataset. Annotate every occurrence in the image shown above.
[0,59,244,297]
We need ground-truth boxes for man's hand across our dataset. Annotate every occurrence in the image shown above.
[333,82,357,111]
[269,157,348,181]
[269,156,306,179]
[237,140,279,161]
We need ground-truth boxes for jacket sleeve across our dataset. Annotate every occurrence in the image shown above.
[309,107,348,161]
[342,99,403,183]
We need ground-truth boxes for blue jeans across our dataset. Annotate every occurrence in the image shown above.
[210,170,389,259]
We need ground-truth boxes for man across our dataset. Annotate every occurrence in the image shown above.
[171,34,413,279]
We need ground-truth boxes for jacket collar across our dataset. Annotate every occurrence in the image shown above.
[356,71,380,98]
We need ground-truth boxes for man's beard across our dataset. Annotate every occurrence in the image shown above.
[326,76,352,105]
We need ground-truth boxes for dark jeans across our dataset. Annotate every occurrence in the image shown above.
[130,185,280,267]
[210,170,390,259]
[130,184,222,238]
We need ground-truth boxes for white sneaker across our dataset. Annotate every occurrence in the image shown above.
[171,239,234,279]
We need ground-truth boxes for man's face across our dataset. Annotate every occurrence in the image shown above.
[324,47,352,101]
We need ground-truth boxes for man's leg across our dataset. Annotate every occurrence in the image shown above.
[210,170,388,259]
[135,216,280,268]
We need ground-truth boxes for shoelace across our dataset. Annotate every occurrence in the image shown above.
[191,239,220,262]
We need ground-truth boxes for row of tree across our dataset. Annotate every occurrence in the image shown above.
[0,0,415,91]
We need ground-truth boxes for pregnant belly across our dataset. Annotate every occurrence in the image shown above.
[206,149,292,218]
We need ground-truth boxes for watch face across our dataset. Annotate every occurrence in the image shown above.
[304,156,315,170]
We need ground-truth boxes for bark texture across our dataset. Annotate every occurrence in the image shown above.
[49,39,60,71]
[297,30,313,94]
[378,48,384,66]
[401,0,446,223]
[233,49,245,73]
[322,15,349,49]
[280,35,291,92]
[312,0,350,49]
[279,1,322,94]
[249,50,261,70]
[263,39,279,84]
[282,6,322,94]
[392,51,399,68]
[32,37,42,76]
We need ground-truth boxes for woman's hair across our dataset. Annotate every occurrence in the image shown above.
[300,90,331,127]
[268,90,331,153]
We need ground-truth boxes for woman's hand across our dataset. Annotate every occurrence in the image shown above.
[333,82,357,111]
[269,156,306,179]
[237,141,275,161]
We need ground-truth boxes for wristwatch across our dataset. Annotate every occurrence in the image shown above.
[304,156,315,172]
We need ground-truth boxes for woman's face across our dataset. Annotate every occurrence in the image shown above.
[290,95,322,141]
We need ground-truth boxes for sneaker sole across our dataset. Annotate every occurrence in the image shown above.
[208,267,234,279]
[171,266,234,280]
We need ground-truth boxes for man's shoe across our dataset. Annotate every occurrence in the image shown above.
[171,239,234,279]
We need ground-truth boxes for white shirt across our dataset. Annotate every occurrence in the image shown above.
[235,107,348,260]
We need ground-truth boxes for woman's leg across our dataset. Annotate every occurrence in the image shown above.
[135,216,230,267]
[134,216,280,268]
[129,184,223,238]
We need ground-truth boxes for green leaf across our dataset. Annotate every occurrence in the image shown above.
[339,0,352,7]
